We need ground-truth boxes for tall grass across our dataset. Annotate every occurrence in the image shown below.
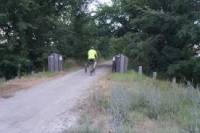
[98,71,200,133]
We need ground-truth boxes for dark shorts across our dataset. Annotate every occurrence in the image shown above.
[88,59,95,64]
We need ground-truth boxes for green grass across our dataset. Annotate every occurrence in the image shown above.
[0,78,6,89]
[98,71,200,133]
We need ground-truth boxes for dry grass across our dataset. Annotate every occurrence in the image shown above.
[108,72,200,133]
[77,71,200,133]
[63,70,200,133]
[0,72,66,98]
[0,59,82,98]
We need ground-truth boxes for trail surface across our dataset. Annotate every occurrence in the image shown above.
[0,63,111,133]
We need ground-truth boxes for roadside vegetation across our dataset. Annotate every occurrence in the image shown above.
[77,71,200,133]
[0,59,80,97]
[1,0,200,84]
[0,0,111,80]
[99,0,200,84]
[0,71,60,98]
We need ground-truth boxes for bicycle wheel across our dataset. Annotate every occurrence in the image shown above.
[90,62,96,76]
[89,64,93,76]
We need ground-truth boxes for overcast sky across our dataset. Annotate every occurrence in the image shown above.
[89,0,112,12]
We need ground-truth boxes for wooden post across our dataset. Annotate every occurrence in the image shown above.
[59,55,63,71]
[139,66,143,75]
[48,55,54,72]
[112,56,116,72]
[124,56,128,73]
[153,72,157,80]
[17,64,21,78]
[54,54,59,72]
[31,71,35,75]
[172,77,176,84]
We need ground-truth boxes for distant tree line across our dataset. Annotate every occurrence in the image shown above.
[95,0,200,84]
[1,0,200,85]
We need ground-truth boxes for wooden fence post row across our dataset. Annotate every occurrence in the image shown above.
[137,66,176,84]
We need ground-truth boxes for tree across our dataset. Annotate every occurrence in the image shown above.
[96,0,200,83]
[0,0,93,79]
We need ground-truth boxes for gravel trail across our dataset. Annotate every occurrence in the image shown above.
[0,63,111,133]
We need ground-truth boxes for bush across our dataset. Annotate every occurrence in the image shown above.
[167,58,200,85]
[0,60,18,79]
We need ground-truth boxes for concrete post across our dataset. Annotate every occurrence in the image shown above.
[172,77,176,84]
[153,72,157,80]
[139,66,143,75]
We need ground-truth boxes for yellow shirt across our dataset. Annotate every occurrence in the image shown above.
[88,49,97,59]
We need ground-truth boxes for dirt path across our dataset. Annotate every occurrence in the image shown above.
[0,63,111,133]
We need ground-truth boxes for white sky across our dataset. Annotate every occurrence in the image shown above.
[89,0,112,12]
[97,0,112,5]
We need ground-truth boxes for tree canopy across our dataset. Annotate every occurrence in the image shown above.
[0,0,200,84]
[0,0,94,79]
[95,0,200,84]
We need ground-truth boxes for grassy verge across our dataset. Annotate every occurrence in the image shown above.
[0,71,64,97]
[79,71,200,133]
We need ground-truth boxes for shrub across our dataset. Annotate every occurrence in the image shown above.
[104,72,200,132]
[167,59,200,85]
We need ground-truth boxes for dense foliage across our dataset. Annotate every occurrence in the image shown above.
[0,0,200,84]
[0,0,97,79]
[96,0,200,84]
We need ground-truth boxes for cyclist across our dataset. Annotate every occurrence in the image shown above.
[85,46,98,74]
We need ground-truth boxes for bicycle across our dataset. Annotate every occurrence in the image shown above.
[85,60,97,76]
